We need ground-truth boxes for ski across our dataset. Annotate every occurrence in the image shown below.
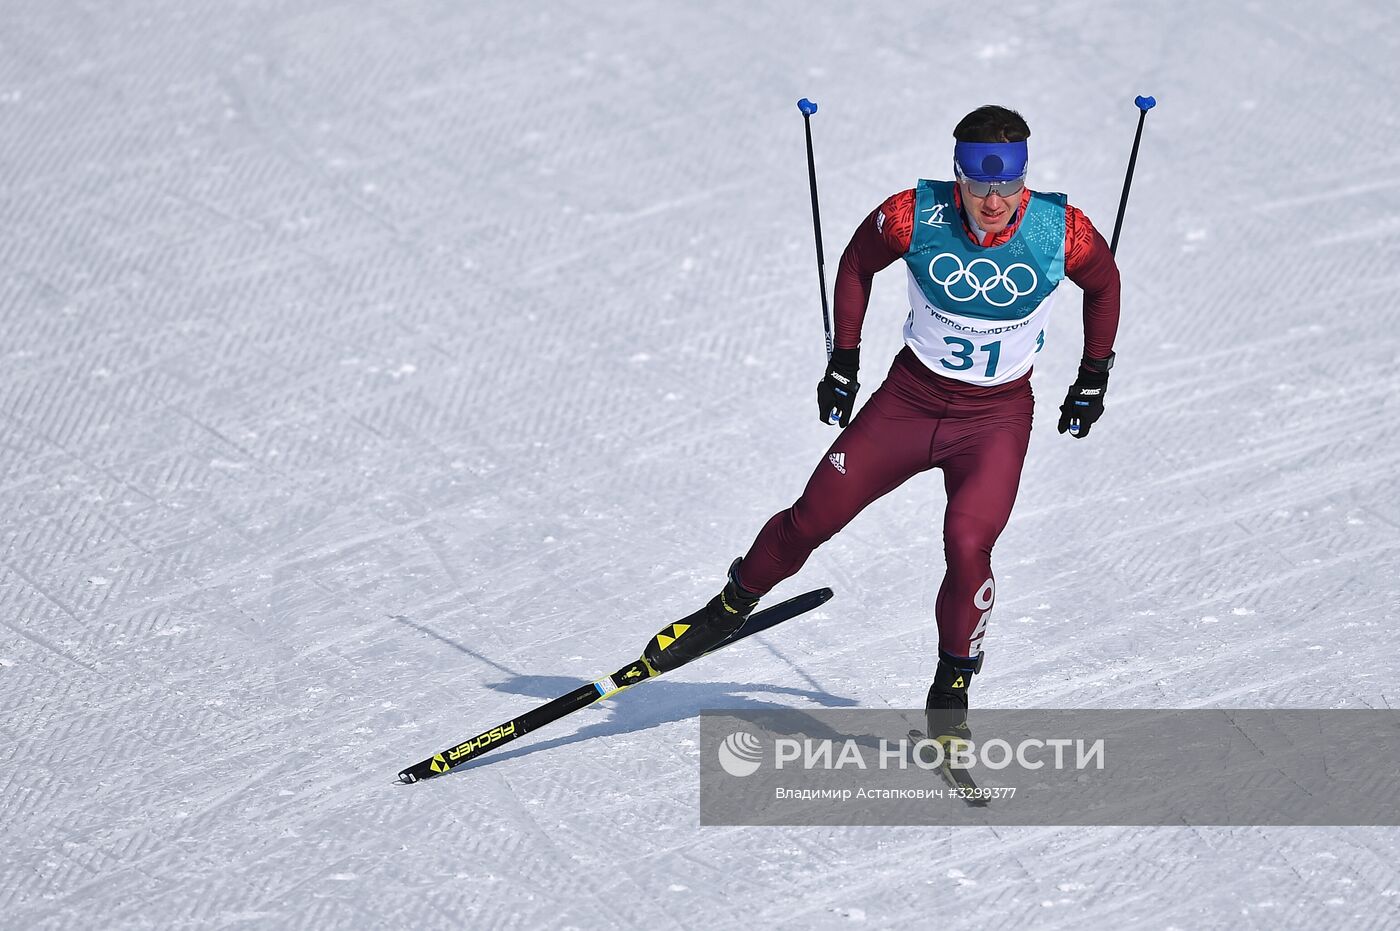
[908,728,991,807]
[397,586,834,783]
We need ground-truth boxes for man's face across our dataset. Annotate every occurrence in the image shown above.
[959,182,1020,235]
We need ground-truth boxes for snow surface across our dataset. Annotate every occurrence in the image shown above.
[3,0,1400,928]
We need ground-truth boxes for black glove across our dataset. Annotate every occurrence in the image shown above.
[817,347,861,427]
[1057,362,1111,438]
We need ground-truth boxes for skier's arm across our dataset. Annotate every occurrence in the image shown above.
[1063,205,1120,363]
[831,189,914,350]
[818,190,913,427]
[1058,206,1121,438]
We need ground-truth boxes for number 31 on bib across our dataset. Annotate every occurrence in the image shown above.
[938,329,1045,380]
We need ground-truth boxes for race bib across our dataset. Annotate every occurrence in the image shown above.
[904,266,1057,385]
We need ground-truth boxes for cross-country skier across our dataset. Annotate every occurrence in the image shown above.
[643,105,1120,746]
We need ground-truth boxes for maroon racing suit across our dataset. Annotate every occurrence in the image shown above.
[735,186,1120,661]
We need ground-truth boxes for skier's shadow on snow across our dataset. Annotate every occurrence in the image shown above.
[440,674,860,774]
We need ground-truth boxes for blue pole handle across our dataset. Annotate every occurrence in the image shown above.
[798,98,818,115]
[1134,95,1156,111]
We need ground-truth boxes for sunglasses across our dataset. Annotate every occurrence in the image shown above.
[955,165,1026,199]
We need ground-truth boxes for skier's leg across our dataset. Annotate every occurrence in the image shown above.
[645,373,935,673]
[923,409,1030,737]
[736,384,935,595]
[933,413,1033,662]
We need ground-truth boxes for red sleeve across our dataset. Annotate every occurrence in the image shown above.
[1064,204,1120,361]
[832,190,914,350]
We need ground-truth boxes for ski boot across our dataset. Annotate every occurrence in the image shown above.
[925,650,984,756]
[643,559,760,673]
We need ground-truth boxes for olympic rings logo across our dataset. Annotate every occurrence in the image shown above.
[927,253,1038,307]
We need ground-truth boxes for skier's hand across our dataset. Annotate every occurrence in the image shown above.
[1057,367,1109,438]
[817,347,861,428]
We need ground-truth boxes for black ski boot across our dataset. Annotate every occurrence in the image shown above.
[644,559,760,673]
[925,650,984,752]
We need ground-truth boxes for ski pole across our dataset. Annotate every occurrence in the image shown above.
[797,97,833,360]
[1108,94,1156,256]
